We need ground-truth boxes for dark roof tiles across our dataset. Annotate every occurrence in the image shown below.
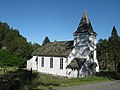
[32,41,74,57]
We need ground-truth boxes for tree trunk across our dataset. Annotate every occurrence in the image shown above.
[114,60,117,70]
[77,69,80,78]
[105,49,107,69]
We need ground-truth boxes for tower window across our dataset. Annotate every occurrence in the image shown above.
[50,57,53,68]
[60,58,63,69]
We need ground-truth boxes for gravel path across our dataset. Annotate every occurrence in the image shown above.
[57,80,120,90]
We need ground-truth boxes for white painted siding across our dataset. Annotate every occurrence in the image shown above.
[27,56,37,70]
[27,55,78,78]
[73,32,99,77]
[37,56,68,77]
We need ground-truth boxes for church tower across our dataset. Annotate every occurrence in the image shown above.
[73,10,99,76]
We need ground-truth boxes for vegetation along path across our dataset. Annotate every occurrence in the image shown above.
[57,80,120,90]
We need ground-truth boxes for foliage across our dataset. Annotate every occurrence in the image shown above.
[0,50,25,67]
[108,26,120,70]
[97,39,109,70]
[0,21,41,67]
[96,71,120,80]
[97,26,120,71]
[117,63,120,73]
[0,22,41,60]
[42,36,50,46]
[0,67,17,75]
[32,42,41,50]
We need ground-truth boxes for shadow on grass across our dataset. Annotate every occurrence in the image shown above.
[95,71,120,80]
[0,69,61,90]
[0,68,38,90]
[1,69,119,90]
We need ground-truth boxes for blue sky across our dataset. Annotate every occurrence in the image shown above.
[0,0,120,44]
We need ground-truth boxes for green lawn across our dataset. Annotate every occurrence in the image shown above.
[61,76,109,86]
[30,73,110,90]
[0,67,110,90]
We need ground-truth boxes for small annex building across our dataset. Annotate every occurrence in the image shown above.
[27,10,99,78]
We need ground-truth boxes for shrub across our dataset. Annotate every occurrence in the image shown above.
[0,50,25,67]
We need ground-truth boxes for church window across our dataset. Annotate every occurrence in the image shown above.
[50,57,53,68]
[41,57,44,67]
[60,58,63,69]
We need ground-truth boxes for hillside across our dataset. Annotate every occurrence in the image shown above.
[0,21,40,67]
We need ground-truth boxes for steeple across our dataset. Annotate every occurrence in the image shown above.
[82,9,89,24]
[74,9,97,36]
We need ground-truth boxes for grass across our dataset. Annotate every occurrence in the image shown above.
[29,73,109,90]
[0,67,110,90]
[0,66,17,75]
[60,76,109,86]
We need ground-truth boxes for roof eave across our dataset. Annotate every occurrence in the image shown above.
[32,54,68,57]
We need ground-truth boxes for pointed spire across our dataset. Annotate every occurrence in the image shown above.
[74,9,97,36]
[82,9,89,24]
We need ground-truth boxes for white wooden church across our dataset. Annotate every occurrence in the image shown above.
[27,10,99,78]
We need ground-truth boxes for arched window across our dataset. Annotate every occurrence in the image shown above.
[60,58,63,69]
[50,57,53,68]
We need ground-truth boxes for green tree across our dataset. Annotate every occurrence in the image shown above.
[0,50,25,67]
[0,21,35,61]
[14,36,32,59]
[108,26,120,70]
[97,39,109,70]
[0,22,10,48]
[42,36,50,46]
[32,42,41,50]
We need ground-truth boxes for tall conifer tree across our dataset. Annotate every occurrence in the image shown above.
[108,26,120,70]
[42,36,50,46]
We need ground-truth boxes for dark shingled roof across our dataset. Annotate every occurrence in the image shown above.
[74,9,97,36]
[67,58,86,70]
[32,41,74,57]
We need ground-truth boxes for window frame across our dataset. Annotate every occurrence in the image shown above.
[41,57,44,67]
[50,57,53,68]
[60,57,63,69]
